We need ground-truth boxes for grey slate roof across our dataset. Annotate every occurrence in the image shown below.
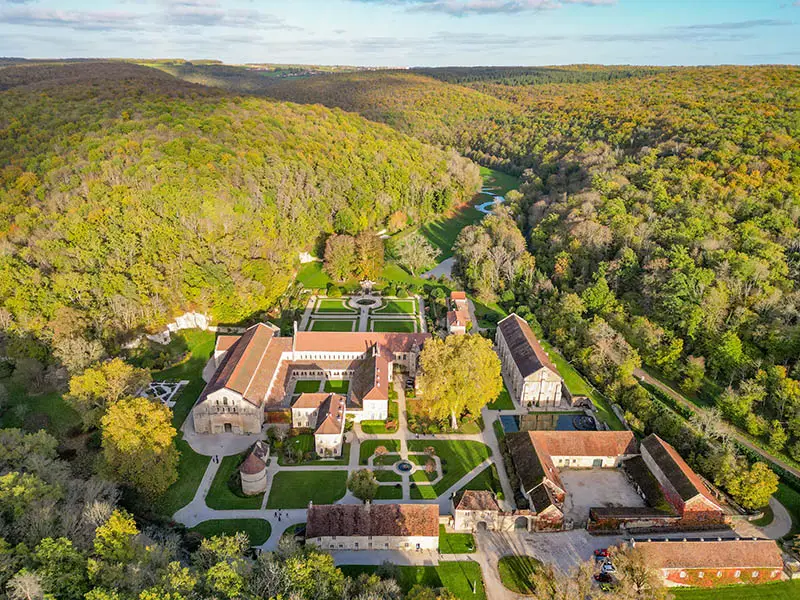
[497,314,559,378]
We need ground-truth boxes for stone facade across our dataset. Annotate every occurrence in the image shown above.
[312,534,437,551]
[193,388,263,435]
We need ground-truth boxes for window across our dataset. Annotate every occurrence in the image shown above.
[734,571,741,578]
[752,571,759,578]
[717,571,722,578]
[223,397,228,406]
[679,572,686,579]
[698,572,703,579]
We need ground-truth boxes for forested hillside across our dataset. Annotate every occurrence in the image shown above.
[262,65,800,464]
[0,62,478,364]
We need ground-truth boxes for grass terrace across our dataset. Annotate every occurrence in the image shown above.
[266,470,347,508]
[309,319,357,332]
[374,299,417,314]
[315,298,356,313]
[407,440,491,499]
[190,519,271,546]
[340,562,486,600]
[370,319,418,333]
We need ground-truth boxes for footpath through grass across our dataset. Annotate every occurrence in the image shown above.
[190,519,271,545]
[673,580,800,599]
[340,562,485,600]
[408,440,491,498]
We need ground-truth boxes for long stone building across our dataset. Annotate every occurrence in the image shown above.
[192,323,428,435]
[496,314,563,407]
[305,503,439,551]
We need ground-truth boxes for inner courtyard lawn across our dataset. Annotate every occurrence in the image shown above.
[339,562,485,600]
[673,581,800,599]
[266,470,347,508]
[438,525,475,554]
[310,319,356,332]
[190,519,272,546]
[206,454,263,510]
[407,440,491,498]
[324,379,349,393]
[498,555,544,595]
[374,299,417,314]
[359,439,401,464]
[370,319,418,333]
[292,379,323,393]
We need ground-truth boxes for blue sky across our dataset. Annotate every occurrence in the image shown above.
[0,0,798,66]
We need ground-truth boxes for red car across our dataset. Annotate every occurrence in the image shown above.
[594,548,609,558]
[594,572,613,583]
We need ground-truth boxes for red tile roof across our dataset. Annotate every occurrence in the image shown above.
[350,345,392,406]
[642,434,720,508]
[454,490,501,512]
[634,540,783,570]
[293,331,429,354]
[239,452,266,475]
[447,309,469,328]
[314,394,347,435]
[306,504,439,538]
[531,431,638,458]
[215,335,240,352]
[451,291,467,300]
[497,314,559,377]
[292,392,332,409]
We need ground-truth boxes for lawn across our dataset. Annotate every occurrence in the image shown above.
[339,562,485,600]
[752,503,774,527]
[487,384,514,410]
[360,401,399,434]
[315,298,355,313]
[310,319,356,332]
[375,485,404,499]
[190,519,271,545]
[151,329,216,428]
[673,581,800,599]
[324,379,349,393]
[407,440,491,498]
[0,386,80,439]
[776,482,800,537]
[374,470,403,482]
[296,261,331,289]
[360,439,401,464]
[293,379,323,394]
[266,470,347,508]
[370,319,418,333]
[206,453,263,510]
[157,437,211,516]
[498,555,543,595]
[438,525,475,554]
[458,464,503,499]
[374,299,417,314]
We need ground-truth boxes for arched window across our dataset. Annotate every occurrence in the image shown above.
[223,397,228,406]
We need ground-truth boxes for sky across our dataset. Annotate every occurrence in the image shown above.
[0,0,798,67]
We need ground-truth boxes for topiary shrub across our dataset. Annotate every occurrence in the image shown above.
[397,287,409,298]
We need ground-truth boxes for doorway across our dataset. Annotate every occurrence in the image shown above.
[224,423,232,433]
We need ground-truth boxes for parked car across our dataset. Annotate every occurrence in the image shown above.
[594,548,609,559]
[593,572,613,583]
[600,562,616,574]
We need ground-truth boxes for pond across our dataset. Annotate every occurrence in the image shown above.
[500,413,597,433]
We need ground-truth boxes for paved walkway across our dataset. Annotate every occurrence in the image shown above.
[423,257,454,279]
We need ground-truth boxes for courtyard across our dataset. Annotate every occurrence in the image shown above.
[559,468,646,524]
[301,294,425,333]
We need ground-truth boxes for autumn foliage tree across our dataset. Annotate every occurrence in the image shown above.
[100,397,178,498]
[417,334,502,429]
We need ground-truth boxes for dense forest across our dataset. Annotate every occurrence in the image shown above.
[259,66,800,468]
[0,61,478,376]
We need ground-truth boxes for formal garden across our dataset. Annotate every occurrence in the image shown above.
[302,292,425,334]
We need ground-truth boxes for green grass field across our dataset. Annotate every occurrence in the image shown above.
[296,261,331,289]
[206,453,264,510]
[157,437,211,516]
[458,464,503,498]
[190,519,271,546]
[315,298,355,313]
[374,469,403,482]
[487,384,514,410]
[339,562,485,600]
[497,555,543,595]
[359,439,401,464]
[776,483,800,537]
[672,581,800,599]
[438,525,475,554]
[374,299,417,314]
[407,440,491,498]
[370,319,418,333]
[292,379,323,393]
[324,379,349,393]
[266,470,347,508]
[310,319,356,332]
[0,387,80,439]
